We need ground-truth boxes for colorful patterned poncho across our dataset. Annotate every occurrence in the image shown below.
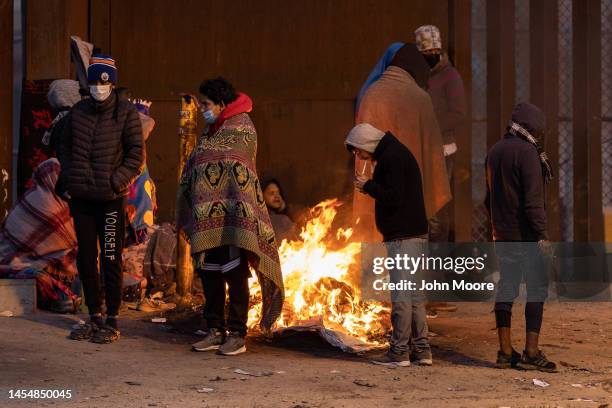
[177,110,284,331]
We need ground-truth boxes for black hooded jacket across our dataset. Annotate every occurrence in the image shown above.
[485,103,547,241]
[363,132,428,241]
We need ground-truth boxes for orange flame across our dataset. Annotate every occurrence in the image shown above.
[248,199,390,344]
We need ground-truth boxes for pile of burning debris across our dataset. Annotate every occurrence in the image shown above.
[248,199,391,352]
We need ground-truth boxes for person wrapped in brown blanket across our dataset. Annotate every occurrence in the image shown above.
[354,43,451,241]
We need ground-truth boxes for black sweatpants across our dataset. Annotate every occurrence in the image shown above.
[69,197,126,316]
[494,242,549,333]
[198,248,250,336]
[495,301,544,333]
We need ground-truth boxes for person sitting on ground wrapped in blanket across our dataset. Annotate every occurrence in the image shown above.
[177,77,284,356]
[0,158,80,313]
[262,178,298,243]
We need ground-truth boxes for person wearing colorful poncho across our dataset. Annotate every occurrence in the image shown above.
[177,77,284,356]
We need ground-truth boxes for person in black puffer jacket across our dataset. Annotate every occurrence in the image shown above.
[57,54,144,344]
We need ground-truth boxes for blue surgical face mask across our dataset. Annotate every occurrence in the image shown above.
[203,109,217,124]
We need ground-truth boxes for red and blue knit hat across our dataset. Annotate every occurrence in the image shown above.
[87,54,117,84]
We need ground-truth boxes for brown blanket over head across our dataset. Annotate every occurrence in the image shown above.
[354,66,451,241]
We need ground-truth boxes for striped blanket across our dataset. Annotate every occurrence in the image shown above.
[0,158,77,279]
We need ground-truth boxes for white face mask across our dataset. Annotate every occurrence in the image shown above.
[89,84,112,102]
[203,109,217,124]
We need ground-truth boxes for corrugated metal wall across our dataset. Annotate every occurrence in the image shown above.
[7,0,607,241]
[0,0,12,219]
[18,0,447,223]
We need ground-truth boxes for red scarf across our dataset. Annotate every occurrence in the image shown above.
[210,92,253,135]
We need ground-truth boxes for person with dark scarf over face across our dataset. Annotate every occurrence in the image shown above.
[415,25,467,316]
[416,25,466,244]
[486,102,556,372]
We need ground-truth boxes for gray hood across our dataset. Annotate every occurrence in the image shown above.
[345,123,385,153]
[47,80,81,109]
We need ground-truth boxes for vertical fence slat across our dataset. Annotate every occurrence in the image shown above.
[531,0,561,241]
[89,0,111,53]
[573,0,603,241]
[449,0,473,242]
[487,0,515,150]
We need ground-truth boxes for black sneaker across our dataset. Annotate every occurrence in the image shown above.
[69,321,99,341]
[411,349,433,366]
[217,332,246,356]
[91,325,121,344]
[370,350,411,367]
[516,350,558,373]
[495,349,521,369]
[192,328,225,352]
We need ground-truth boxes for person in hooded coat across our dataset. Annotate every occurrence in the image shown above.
[345,123,432,367]
[354,43,451,242]
[486,102,556,373]
[355,42,404,110]
[43,79,82,153]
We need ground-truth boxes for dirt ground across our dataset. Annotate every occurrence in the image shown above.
[0,302,610,408]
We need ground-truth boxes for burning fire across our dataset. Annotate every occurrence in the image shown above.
[248,199,390,344]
